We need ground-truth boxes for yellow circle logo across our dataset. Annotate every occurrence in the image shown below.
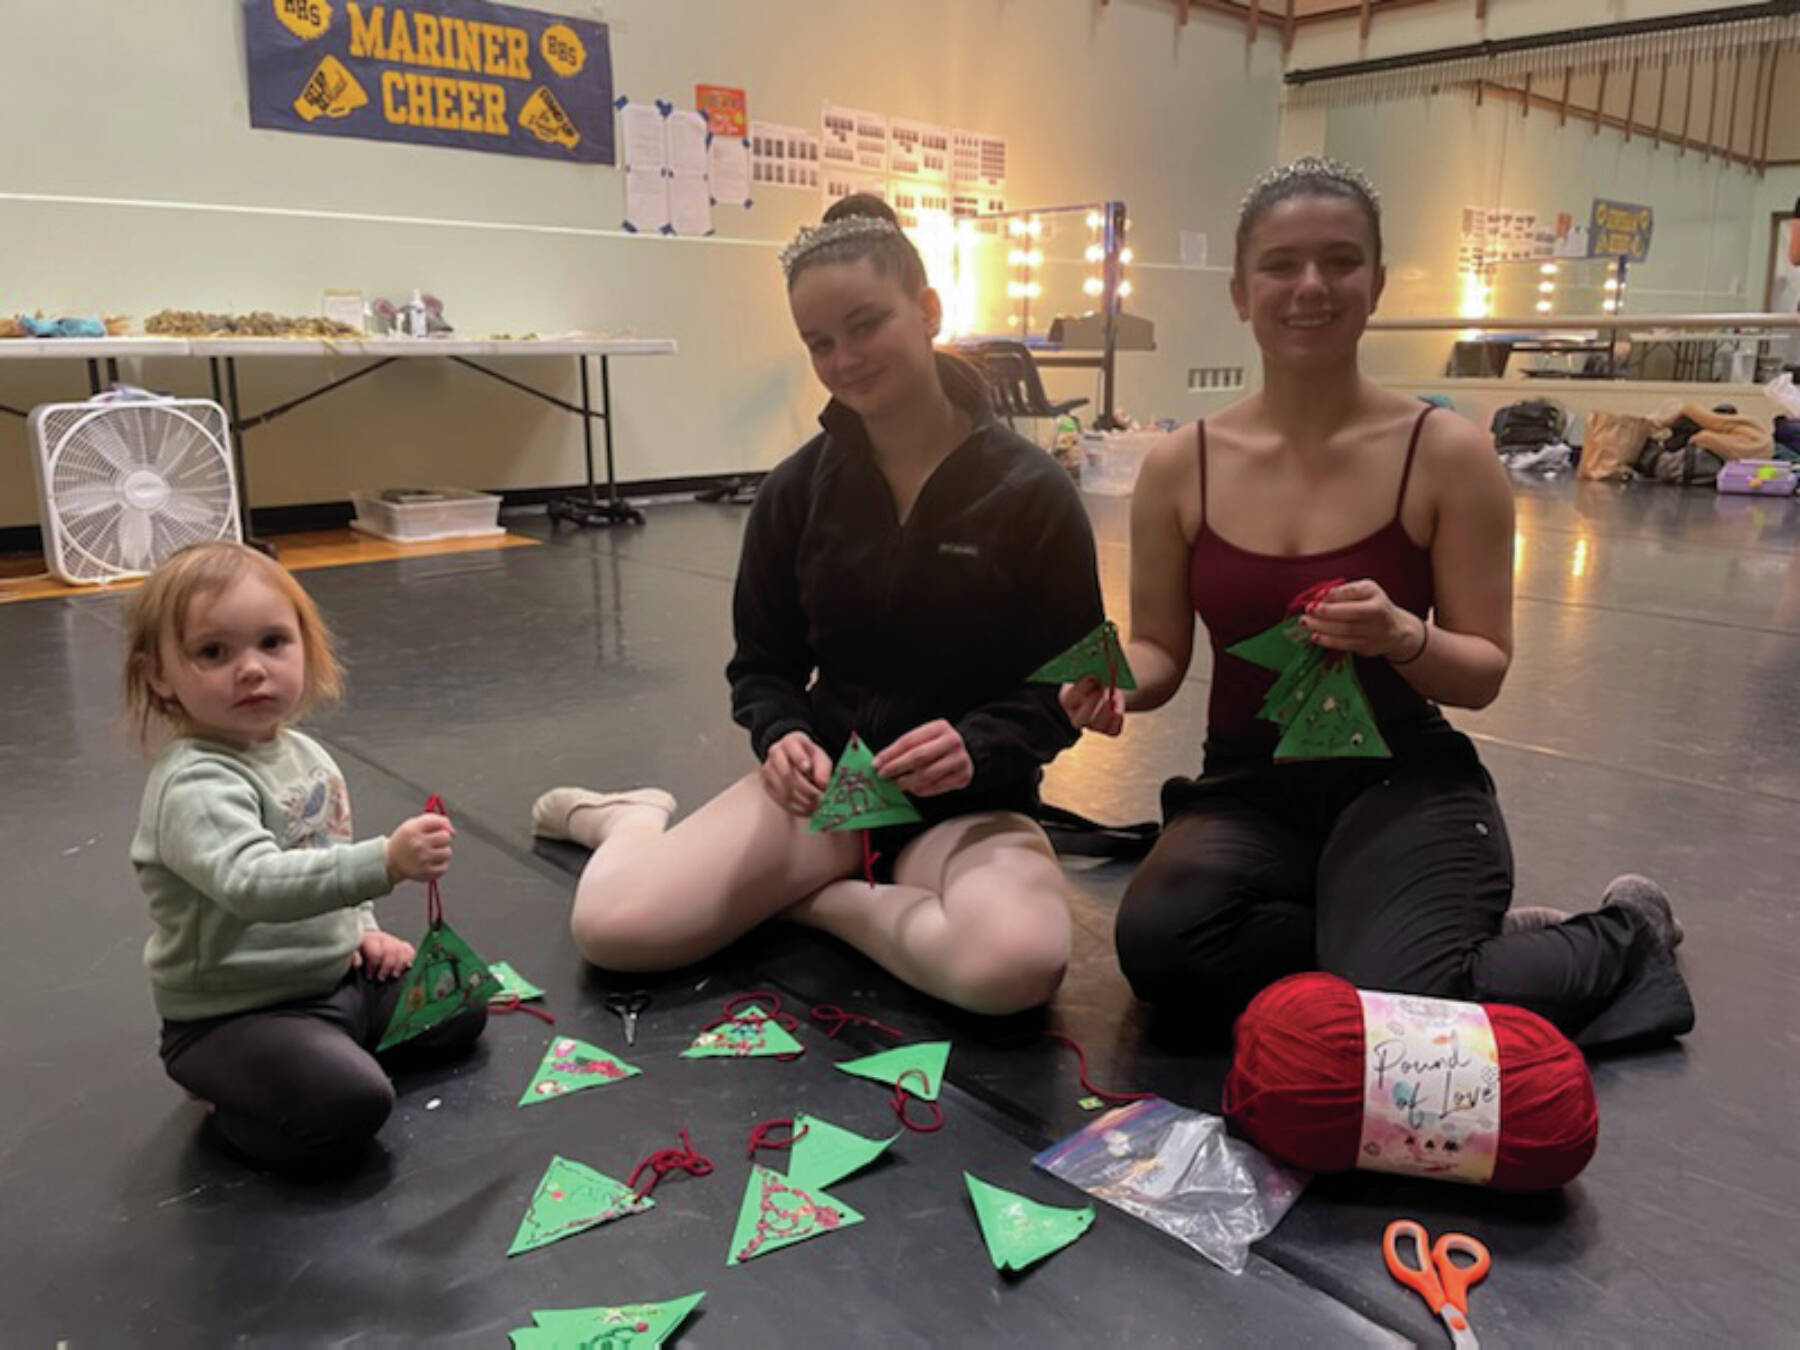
[273,0,331,41]
[541,23,586,78]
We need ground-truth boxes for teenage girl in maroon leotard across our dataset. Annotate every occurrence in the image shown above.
[1064,159,1692,1049]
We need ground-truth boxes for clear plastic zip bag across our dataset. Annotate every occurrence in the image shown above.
[1032,1097,1308,1275]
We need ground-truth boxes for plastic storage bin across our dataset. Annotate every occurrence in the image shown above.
[1078,430,1160,496]
[1716,460,1798,496]
[350,487,504,541]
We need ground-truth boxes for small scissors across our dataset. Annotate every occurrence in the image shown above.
[605,989,650,1046]
[1383,1219,1491,1350]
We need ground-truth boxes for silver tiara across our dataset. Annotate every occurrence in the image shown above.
[778,215,903,275]
[1241,156,1381,214]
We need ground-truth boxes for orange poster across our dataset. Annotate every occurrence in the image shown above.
[696,84,747,139]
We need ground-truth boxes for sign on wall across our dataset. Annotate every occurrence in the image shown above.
[1588,198,1654,262]
[245,0,614,165]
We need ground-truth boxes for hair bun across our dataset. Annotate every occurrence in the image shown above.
[822,193,900,227]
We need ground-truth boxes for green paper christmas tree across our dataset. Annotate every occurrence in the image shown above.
[1275,656,1390,761]
[507,1292,705,1349]
[489,960,546,1002]
[1026,620,1138,691]
[681,1004,806,1059]
[376,921,502,1052]
[786,1112,898,1191]
[1225,617,1392,763]
[518,1035,640,1107]
[964,1172,1095,1272]
[507,1155,653,1257]
[833,1041,950,1101]
[726,1165,865,1266]
[808,734,921,833]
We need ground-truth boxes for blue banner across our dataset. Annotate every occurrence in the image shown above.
[1588,198,1653,263]
[244,0,614,165]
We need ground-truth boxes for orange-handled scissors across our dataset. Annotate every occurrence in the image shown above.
[1383,1219,1491,1349]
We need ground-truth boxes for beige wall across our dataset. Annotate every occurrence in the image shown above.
[0,0,1283,528]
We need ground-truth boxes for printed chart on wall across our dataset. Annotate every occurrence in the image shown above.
[244,0,615,164]
[816,102,1006,231]
[751,121,821,191]
[1457,206,1554,272]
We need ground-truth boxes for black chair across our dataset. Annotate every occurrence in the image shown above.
[971,340,1088,427]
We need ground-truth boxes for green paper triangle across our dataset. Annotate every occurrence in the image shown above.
[681,1004,806,1059]
[808,734,922,832]
[518,1292,705,1348]
[1026,620,1139,690]
[507,1155,653,1257]
[519,1035,641,1107]
[726,1165,865,1266]
[1256,643,1329,728]
[964,1172,1095,1272]
[1226,617,1307,673]
[1273,658,1392,762]
[786,1112,898,1191]
[489,960,545,1002]
[834,1041,950,1101]
[376,920,502,1052]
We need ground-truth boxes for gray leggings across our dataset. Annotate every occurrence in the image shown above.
[161,967,487,1169]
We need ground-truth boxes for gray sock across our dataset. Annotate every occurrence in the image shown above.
[1601,873,1684,952]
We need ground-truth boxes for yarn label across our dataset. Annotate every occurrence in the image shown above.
[1357,990,1500,1185]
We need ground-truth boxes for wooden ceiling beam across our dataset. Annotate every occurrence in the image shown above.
[1593,62,1609,136]
[1624,59,1639,142]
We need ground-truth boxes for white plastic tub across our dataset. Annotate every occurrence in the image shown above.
[350,488,504,541]
[1078,430,1160,496]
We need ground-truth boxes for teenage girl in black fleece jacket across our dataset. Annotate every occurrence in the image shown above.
[532,196,1104,1014]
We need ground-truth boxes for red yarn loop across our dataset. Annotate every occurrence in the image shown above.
[745,1117,809,1159]
[705,991,802,1035]
[626,1128,714,1200]
[889,1068,945,1134]
[862,829,879,888]
[1222,973,1598,1192]
[488,994,556,1024]
[1046,1031,1154,1105]
[810,1004,903,1041]
[422,793,449,926]
[1288,577,1347,616]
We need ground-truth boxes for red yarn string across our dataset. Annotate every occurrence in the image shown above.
[745,1116,809,1159]
[489,994,555,1024]
[1288,577,1346,616]
[626,1128,714,1200]
[1046,1032,1154,1104]
[863,829,879,888]
[700,990,804,1061]
[810,1004,903,1041]
[703,991,802,1035]
[422,793,448,927]
[889,1068,945,1133]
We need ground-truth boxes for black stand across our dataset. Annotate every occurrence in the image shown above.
[543,355,643,527]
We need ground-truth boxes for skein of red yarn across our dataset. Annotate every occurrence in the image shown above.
[1222,973,1598,1191]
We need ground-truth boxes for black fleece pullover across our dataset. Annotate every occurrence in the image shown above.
[727,358,1104,819]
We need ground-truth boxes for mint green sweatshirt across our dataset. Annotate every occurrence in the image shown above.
[132,730,396,1020]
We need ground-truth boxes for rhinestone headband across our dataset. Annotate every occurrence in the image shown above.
[1241,156,1381,214]
[779,214,904,276]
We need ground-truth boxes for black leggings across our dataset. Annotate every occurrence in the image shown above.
[1116,731,1684,1047]
[160,967,487,1169]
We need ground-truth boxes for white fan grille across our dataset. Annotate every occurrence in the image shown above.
[30,400,240,584]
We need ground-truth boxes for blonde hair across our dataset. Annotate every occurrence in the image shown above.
[122,542,342,751]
